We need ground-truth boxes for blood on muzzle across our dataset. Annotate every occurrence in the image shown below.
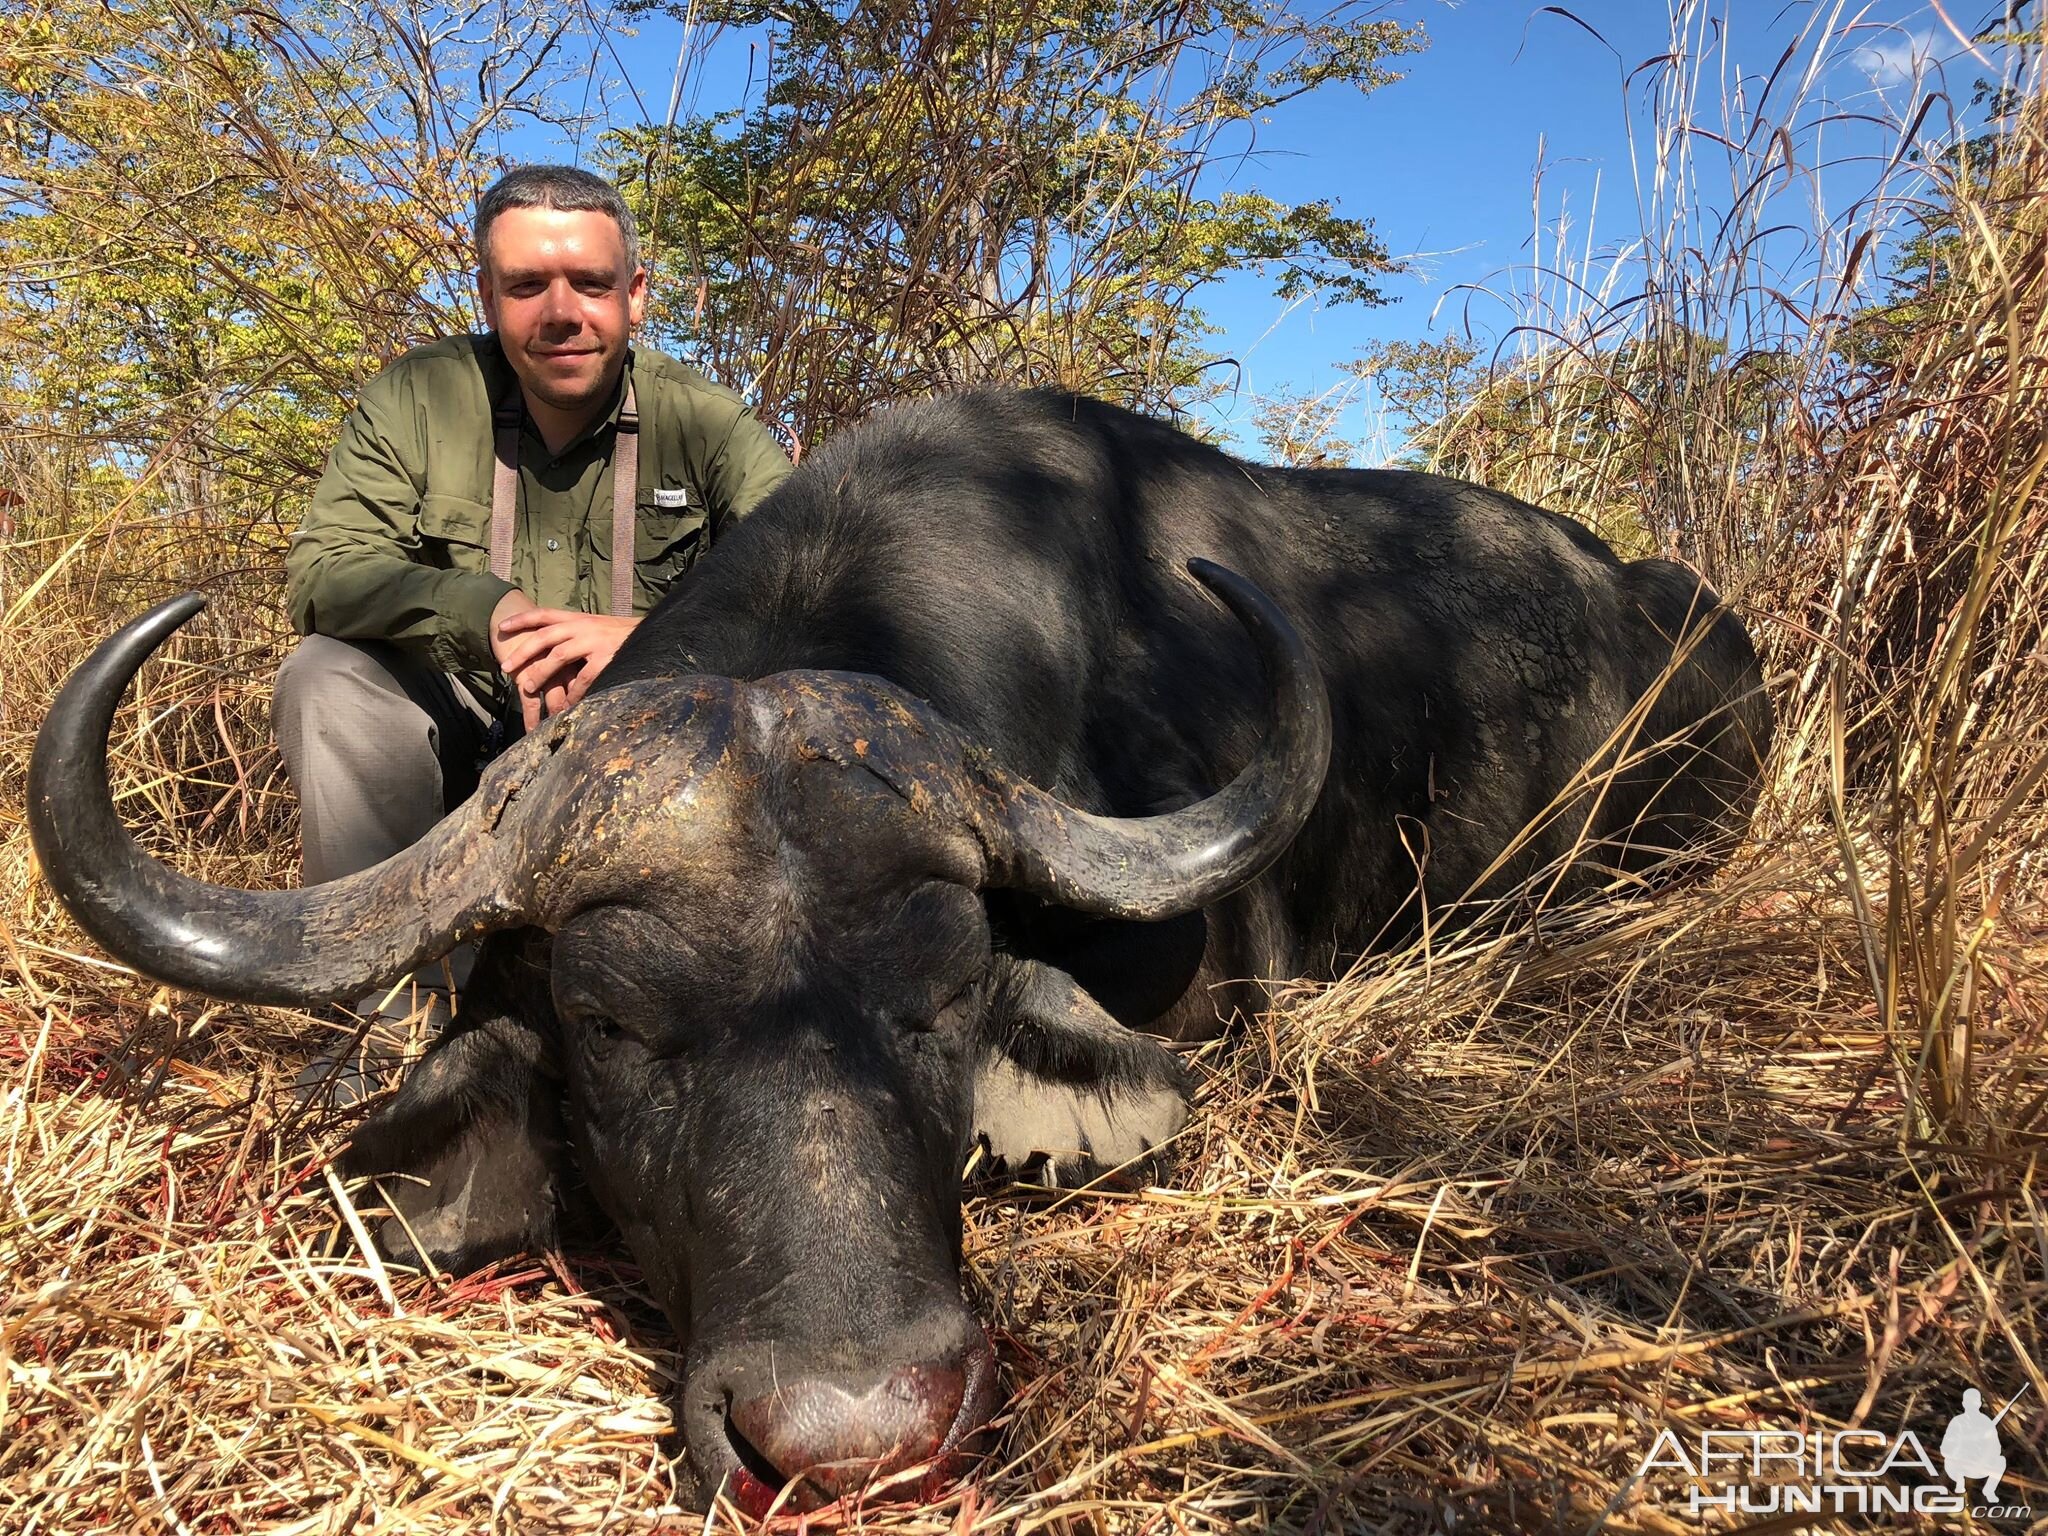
[696,1327,1001,1514]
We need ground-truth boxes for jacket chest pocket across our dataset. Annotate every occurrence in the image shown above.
[419,494,493,575]
[634,495,710,587]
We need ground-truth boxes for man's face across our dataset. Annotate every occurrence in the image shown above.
[477,206,647,416]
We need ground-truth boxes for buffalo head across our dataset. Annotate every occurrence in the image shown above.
[29,561,1331,1509]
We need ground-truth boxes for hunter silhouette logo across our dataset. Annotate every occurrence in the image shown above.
[1635,1385,2033,1518]
[1943,1386,2024,1502]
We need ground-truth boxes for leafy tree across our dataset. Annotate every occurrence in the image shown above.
[1355,334,1668,556]
[1843,64,2041,372]
[1251,385,1357,467]
[1352,336,1486,468]
[604,0,1426,447]
[0,0,577,550]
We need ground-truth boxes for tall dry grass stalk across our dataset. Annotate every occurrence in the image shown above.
[1399,0,2048,1159]
[3,2,2047,1532]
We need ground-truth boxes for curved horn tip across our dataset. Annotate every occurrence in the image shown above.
[30,590,531,1007]
[31,593,211,780]
[153,590,209,623]
[131,591,209,639]
[1184,557,1259,610]
[1184,558,1296,641]
[89,593,211,678]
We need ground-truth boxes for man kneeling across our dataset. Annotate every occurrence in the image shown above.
[278,165,790,1096]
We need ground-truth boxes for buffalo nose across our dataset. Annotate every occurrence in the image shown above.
[727,1359,966,1502]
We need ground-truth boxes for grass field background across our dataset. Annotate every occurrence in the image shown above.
[3,8,2045,1531]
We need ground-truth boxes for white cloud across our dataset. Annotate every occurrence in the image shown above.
[1853,30,1934,88]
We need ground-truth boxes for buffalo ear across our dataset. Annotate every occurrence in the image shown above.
[971,958,1192,1184]
[338,981,568,1274]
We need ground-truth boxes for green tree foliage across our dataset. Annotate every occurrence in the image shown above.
[1251,384,1357,467]
[1845,69,2043,372]
[604,0,1424,447]
[0,0,1419,569]
[0,0,575,556]
[1352,336,1486,468]
[1355,332,1813,564]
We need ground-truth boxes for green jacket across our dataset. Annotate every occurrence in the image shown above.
[286,335,791,699]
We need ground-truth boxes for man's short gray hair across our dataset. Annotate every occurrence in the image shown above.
[475,165,641,275]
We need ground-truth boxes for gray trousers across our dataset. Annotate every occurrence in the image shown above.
[274,634,501,1009]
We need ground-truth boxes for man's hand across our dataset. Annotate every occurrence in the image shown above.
[492,594,639,729]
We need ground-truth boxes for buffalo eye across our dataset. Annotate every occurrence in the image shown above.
[560,1001,629,1047]
[886,969,983,1034]
[934,968,988,1024]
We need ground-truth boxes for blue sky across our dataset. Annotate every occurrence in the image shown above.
[535,0,2018,457]
[1183,0,1993,456]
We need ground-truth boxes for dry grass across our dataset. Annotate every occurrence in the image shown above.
[6,815,2045,1533]
[7,6,2048,1534]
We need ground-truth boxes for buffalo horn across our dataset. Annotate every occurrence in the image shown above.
[29,595,567,1007]
[976,559,1332,917]
[797,560,1332,920]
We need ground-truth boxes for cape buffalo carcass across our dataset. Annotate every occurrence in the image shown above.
[31,388,1770,1510]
